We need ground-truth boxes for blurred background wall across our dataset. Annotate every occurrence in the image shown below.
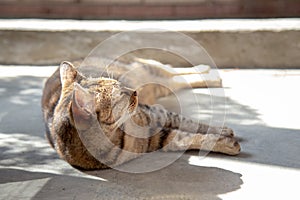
[0,0,299,19]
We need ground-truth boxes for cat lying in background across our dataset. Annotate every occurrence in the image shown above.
[41,58,240,170]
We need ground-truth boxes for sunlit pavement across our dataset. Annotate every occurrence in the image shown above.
[0,66,299,200]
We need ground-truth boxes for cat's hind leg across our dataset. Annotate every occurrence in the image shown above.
[149,106,234,137]
[135,58,221,88]
[135,58,211,77]
[132,58,222,104]
[159,129,240,156]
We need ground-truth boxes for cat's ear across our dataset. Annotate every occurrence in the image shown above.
[60,61,77,88]
[71,83,95,130]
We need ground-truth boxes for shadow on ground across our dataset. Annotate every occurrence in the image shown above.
[172,90,300,169]
[0,164,242,200]
[0,76,45,136]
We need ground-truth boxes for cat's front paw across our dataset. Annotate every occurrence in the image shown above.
[216,136,241,155]
[208,126,234,137]
[220,127,234,137]
[201,134,241,155]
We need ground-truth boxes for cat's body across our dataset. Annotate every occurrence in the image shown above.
[42,58,240,170]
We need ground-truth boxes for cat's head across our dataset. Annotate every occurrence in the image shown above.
[59,61,138,128]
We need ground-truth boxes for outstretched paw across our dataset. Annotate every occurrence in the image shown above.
[201,134,241,155]
[208,126,234,137]
[216,135,241,155]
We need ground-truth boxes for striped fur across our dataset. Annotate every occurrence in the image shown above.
[41,59,240,170]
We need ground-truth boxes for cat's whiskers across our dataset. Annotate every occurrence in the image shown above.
[110,71,114,79]
[98,64,109,78]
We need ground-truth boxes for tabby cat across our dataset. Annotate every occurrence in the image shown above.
[41,58,240,170]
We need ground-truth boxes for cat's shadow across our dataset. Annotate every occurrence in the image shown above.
[85,152,243,200]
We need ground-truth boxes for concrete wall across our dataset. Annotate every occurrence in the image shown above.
[0,19,299,68]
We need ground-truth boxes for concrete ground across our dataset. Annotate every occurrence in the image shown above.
[0,66,299,200]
